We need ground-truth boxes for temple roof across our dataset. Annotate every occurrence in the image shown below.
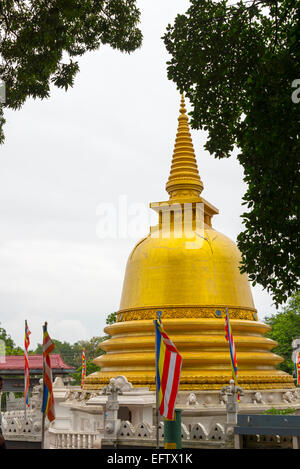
[0,354,75,374]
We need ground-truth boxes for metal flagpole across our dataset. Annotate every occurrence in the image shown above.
[41,322,47,450]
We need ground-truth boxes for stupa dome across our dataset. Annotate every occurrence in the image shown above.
[119,226,255,312]
[85,95,294,391]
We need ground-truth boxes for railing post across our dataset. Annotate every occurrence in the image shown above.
[220,379,244,448]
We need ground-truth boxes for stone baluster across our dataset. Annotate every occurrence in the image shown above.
[52,431,99,450]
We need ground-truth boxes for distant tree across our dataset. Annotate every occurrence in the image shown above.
[34,339,77,367]
[163,0,300,306]
[72,336,107,368]
[72,360,100,386]
[0,323,23,355]
[0,0,142,142]
[105,312,117,325]
[71,313,118,383]
[33,334,107,387]
[28,311,119,383]
[0,324,15,350]
[265,292,300,375]
[33,312,118,371]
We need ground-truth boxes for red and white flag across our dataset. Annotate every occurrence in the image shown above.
[24,320,31,407]
[81,348,86,389]
[42,323,55,422]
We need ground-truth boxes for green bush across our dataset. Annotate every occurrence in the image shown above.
[262,407,296,415]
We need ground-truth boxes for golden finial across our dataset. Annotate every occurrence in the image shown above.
[179,93,186,114]
[165,94,203,200]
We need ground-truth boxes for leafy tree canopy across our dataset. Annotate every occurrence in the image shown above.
[0,0,142,142]
[163,0,300,305]
[265,291,300,375]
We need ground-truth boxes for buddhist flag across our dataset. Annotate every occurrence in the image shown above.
[42,323,55,422]
[155,315,182,420]
[294,351,300,386]
[225,309,239,390]
[24,320,31,407]
[81,348,86,389]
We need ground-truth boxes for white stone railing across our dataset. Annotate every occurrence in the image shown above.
[116,420,225,443]
[50,431,98,449]
[48,421,226,450]
[2,410,42,441]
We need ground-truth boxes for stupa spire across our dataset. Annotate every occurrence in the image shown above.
[166,94,204,200]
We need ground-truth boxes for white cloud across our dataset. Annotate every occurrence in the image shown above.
[52,320,90,345]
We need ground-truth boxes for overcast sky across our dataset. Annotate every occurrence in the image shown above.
[0,1,279,350]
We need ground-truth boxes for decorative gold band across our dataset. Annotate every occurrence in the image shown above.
[85,384,294,390]
[84,373,294,391]
[116,305,258,323]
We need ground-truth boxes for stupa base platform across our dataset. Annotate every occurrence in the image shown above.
[87,317,294,391]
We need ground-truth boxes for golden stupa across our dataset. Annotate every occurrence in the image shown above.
[85,95,293,391]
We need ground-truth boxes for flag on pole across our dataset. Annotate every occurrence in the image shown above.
[155,315,182,420]
[24,320,31,407]
[81,348,86,389]
[294,351,300,386]
[225,308,239,393]
[42,323,55,422]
